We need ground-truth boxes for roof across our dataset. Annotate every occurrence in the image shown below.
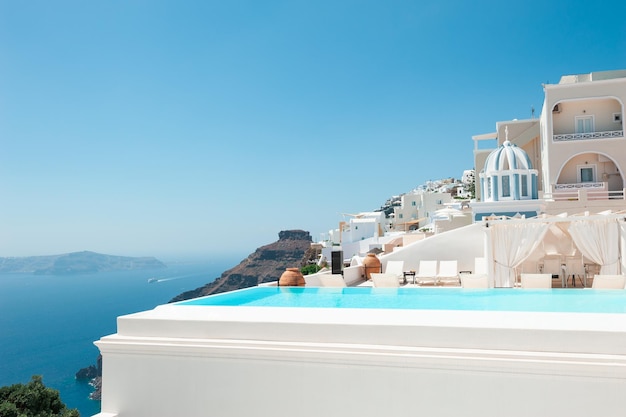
[559,69,626,84]
[483,140,533,174]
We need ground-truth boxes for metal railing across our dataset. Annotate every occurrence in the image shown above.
[553,130,623,142]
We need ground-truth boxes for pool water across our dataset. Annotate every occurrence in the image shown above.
[178,286,626,314]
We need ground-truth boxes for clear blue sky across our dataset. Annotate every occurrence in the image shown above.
[1,0,625,260]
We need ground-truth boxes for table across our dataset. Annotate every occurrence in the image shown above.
[403,271,416,284]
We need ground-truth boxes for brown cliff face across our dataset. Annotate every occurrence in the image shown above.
[169,230,314,302]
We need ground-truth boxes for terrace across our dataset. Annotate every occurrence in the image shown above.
[93,213,626,417]
[94,285,626,417]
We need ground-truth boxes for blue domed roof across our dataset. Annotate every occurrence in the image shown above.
[483,140,533,174]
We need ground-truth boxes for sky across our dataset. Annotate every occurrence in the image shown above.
[1,0,625,260]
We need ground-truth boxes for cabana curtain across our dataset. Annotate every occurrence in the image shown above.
[568,218,620,275]
[490,222,550,287]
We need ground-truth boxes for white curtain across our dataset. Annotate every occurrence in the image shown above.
[490,222,550,287]
[621,221,626,274]
[568,218,620,275]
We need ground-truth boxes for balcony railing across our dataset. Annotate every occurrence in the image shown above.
[547,182,625,201]
[553,182,605,192]
[553,130,624,142]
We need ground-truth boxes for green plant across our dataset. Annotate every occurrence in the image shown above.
[0,376,79,417]
[300,264,321,275]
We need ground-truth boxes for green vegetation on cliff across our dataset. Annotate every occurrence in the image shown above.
[0,375,79,417]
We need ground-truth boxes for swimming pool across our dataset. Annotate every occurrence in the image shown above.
[177,286,626,314]
[99,284,626,417]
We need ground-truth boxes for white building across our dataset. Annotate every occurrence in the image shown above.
[392,189,452,231]
[472,69,626,220]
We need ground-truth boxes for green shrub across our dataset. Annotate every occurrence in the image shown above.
[300,264,321,275]
[0,376,79,417]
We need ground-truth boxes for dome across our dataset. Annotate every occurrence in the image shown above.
[479,135,539,203]
[483,140,533,175]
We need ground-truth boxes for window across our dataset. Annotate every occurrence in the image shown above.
[613,113,622,123]
[502,176,511,197]
[399,214,403,219]
[521,174,528,197]
[411,201,416,206]
[487,178,492,198]
[580,168,594,182]
[577,165,596,183]
[575,115,594,133]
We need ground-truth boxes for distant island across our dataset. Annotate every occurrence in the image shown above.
[0,251,166,275]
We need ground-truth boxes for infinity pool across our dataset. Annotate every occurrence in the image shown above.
[177,286,626,314]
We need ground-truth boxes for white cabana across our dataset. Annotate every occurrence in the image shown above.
[487,221,550,287]
[569,217,620,275]
[484,212,626,287]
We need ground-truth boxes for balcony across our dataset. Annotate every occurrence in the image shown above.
[548,182,625,201]
[553,129,624,142]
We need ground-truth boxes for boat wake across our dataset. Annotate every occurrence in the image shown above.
[148,273,201,283]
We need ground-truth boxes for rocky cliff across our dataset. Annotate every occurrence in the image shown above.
[75,355,102,400]
[170,230,316,302]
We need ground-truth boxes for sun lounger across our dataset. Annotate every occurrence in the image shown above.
[415,260,438,285]
[460,273,489,288]
[436,260,460,285]
[370,273,401,288]
[384,261,405,282]
[591,274,626,289]
[520,273,552,289]
[318,274,347,287]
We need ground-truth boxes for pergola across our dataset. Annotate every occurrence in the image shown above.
[482,210,626,287]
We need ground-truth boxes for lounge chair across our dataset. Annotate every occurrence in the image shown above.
[384,260,405,282]
[370,273,401,288]
[515,259,539,287]
[436,260,460,285]
[541,257,565,287]
[520,273,552,289]
[474,257,487,275]
[591,274,626,289]
[460,273,489,288]
[319,274,347,287]
[415,260,438,285]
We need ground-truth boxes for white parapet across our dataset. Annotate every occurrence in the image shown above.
[94,301,626,417]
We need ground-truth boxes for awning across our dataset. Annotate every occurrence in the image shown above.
[397,217,427,231]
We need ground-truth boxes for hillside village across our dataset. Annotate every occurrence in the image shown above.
[305,68,626,288]
[317,170,476,269]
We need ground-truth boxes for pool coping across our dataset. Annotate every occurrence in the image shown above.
[111,302,626,356]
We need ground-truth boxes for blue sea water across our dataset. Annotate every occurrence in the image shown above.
[0,257,238,417]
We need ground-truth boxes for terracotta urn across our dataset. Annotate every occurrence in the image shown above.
[279,267,306,287]
[363,253,381,280]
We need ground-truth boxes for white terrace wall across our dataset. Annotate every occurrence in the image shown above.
[379,222,485,274]
[95,304,626,417]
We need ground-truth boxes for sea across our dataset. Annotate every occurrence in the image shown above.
[0,256,240,417]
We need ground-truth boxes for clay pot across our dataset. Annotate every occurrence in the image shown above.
[363,253,381,280]
[279,267,305,287]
